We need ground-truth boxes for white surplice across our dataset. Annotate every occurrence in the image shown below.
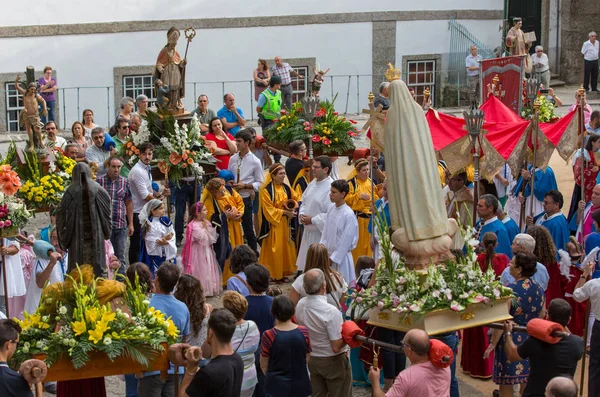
[296,177,334,270]
[320,203,358,284]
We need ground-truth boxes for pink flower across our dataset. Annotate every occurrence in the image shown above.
[322,138,331,145]
[472,294,485,303]
[493,288,501,298]
[356,296,363,303]
[371,290,378,297]
[4,220,11,227]
[450,301,464,311]
[304,127,311,131]
[377,301,384,309]
[393,298,400,307]
[333,111,339,115]
[409,304,421,312]
[0,221,5,228]
[349,119,357,124]
[280,110,287,115]
[348,131,357,137]
[303,121,311,127]
[483,297,490,304]
[312,135,321,143]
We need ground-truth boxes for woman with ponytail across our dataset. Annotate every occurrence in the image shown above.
[477,232,510,278]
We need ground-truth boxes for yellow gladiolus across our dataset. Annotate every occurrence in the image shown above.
[166,318,179,338]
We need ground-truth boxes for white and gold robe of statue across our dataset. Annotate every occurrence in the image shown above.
[296,176,334,270]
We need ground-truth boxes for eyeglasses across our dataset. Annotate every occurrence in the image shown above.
[119,125,129,129]
[199,100,208,102]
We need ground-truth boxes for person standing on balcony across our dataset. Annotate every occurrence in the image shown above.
[465,45,482,106]
[38,66,57,123]
[271,57,304,110]
[532,46,551,88]
[506,17,532,72]
[218,93,246,136]
[582,31,599,92]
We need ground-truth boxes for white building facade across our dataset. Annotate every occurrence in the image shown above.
[0,0,503,131]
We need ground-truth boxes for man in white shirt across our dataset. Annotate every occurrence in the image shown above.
[296,269,351,397]
[296,156,334,273]
[128,142,169,264]
[532,45,551,88]
[43,121,67,150]
[573,261,600,397]
[581,31,599,92]
[320,179,359,284]
[465,45,482,105]
[227,129,264,255]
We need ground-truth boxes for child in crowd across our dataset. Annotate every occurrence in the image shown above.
[353,255,375,290]
[139,199,176,277]
[182,202,222,297]
[561,238,587,337]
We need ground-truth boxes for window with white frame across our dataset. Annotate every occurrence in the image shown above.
[5,83,24,132]
[122,75,156,110]
[291,66,308,103]
[406,60,436,106]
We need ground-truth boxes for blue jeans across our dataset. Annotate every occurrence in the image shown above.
[377,328,405,380]
[111,227,128,273]
[125,374,137,397]
[41,100,55,123]
[173,181,199,242]
[432,332,459,397]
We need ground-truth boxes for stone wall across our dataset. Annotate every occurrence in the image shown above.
[559,0,600,84]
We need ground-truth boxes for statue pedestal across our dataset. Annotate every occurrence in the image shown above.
[367,297,512,335]
[16,148,56,176]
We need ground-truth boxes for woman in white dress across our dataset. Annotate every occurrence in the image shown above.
[0,238,26,317]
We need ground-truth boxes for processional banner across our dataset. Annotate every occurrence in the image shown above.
[480,56,525,115]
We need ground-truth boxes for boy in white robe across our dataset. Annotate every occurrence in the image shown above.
[297,156,334,272]
[320,179,359,284]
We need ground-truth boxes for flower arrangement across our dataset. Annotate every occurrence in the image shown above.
[353,211,513,319]
[0,164,31,232]
[148,113,214,184]
[12,266,179,369]
[1,143,73,212]
[521,93,559,122]
[119,120,152,164]
[263,97,357,155]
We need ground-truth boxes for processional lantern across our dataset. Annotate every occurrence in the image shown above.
[463,108,485,226]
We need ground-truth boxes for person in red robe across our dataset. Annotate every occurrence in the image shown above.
[462,232,509,379]
[527,225,563,305]
[560,238,588,337]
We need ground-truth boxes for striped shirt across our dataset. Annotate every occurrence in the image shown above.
[231,320,261,392]
[260,326,312,357]
[271,63,294,85]
[98,175,132,229]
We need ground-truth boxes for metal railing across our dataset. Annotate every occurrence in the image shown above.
[448,17,496,84]
[1,66,497,132]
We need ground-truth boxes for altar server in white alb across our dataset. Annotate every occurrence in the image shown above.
[24,231,67,315]
[0,238,26,316]
[296,156,334,272]
[320,179,358,284]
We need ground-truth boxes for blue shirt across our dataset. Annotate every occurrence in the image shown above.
[217,106,245,136]
[145,293,190,375]
[477,218,513,258]
[244,295,274,335]
[227,272,250,296]
[500,262,550,291]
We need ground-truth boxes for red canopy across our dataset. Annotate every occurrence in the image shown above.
[426,95,578,179]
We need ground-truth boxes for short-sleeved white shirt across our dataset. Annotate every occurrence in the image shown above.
[296,294,347,357]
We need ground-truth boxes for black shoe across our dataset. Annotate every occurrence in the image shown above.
[176,239,182,247]
[492,390,499,397]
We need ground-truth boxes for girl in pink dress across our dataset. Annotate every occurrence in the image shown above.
[182,202,223,296]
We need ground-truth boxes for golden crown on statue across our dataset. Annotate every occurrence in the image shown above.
[385,63,402,81]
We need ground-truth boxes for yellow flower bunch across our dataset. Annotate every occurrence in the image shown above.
[56,155,76,176]
[17,312,51,331]
[18,174,64,205]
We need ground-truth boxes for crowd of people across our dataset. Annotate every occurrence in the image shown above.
[1,40,599,397]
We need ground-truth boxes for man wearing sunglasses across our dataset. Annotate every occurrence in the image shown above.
[191,94,216,134]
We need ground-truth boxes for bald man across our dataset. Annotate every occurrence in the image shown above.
[545,376,577,397]
[369,329,450,397]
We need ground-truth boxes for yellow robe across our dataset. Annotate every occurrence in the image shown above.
[203,189,244,285]
[258,184,300,280]
[345,177,379,263]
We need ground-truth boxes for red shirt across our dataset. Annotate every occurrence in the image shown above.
[476,253,510,279]
[206,132,235,170]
